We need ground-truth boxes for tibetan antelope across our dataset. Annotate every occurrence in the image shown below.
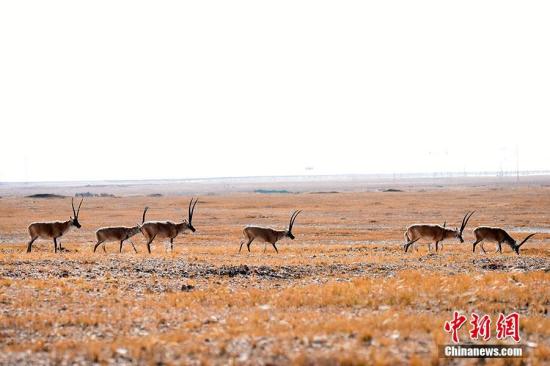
[26,198,83,253]
[403,211,474,253]
[472,227,536,255]
[407,220,447,252]
[94,207,149,253]
[140,198,198,254]
[239,210,302,254]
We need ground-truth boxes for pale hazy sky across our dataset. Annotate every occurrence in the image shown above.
[1,1,549,182]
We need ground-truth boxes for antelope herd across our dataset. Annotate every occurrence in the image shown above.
[24,197,538,255]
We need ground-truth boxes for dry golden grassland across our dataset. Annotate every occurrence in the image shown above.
[0,186,549,365]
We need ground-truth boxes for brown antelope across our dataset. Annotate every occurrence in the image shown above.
[403,211,474,253]
[472,227,536,255]
[408,220,447,252]
[94,207,149,253]
[239,210,302,254]
[140,198,198,253]
[26,198,83,253]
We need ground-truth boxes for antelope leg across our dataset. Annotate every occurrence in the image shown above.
[27,237,37,253]
[146,234,157,254]
[129,240,138,253]
[404,238,419,253]
[93,240,105,253]
[472,239,483,253]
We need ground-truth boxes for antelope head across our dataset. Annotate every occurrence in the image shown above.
[285,210,302,239]
[451,211,474,243]
[70,198,83,228]
[512,233,536,255]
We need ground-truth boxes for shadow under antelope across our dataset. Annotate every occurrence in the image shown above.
[27,198,83,253]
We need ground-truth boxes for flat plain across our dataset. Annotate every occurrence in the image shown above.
[0,179,549,365]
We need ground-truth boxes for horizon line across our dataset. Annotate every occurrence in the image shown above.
[2,169,550,186]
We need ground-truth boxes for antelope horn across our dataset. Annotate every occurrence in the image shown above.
[76,198,83,217]
[188,198,198,223]
[142,207,149,224]
[465,211,475,228]
[289,210,302,231]
[460,211,475,233]
[289,210,299,225]
[517,233,536,248]
[71,197,76,218]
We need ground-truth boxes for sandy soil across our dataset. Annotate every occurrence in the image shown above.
[0,183,549,365]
